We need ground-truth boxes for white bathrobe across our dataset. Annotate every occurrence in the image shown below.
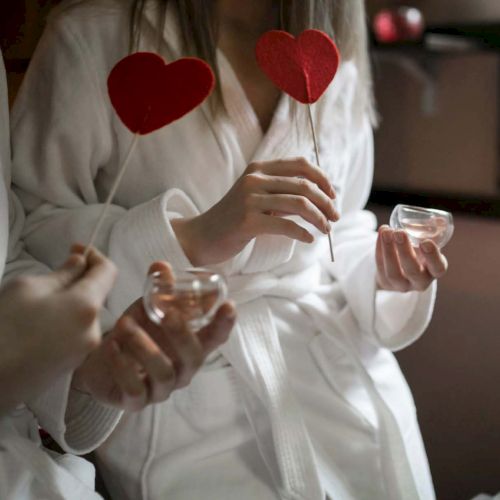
[0,50,121,500]
[10,1,437,499]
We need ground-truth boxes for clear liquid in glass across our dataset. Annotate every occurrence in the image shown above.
[144,269,227,331]
[149,285,220,331]
[390,204,454,249]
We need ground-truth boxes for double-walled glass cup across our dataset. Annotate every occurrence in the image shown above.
[390,204,454,249]
[143,268,228,332]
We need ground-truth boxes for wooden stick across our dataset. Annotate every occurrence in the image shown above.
[84,133,140,257]
[307,103,335,262]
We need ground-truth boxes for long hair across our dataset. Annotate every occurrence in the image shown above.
[130,0,375,123]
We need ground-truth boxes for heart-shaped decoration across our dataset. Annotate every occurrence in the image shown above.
[256,30,340,104]
[108,52,215,134]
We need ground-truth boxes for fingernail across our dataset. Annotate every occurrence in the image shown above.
[329,185,336,199]
[382,230,392,244]
[323,221,331,233]
[394,231,405,244]
[329,205,339,221]
[421,241,433,253]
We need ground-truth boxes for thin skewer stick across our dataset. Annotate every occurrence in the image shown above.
[307,102,335,262]
[84,133,140,257]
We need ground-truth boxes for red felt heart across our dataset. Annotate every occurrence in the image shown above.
[108,52,215,135]
[255,30,340,104]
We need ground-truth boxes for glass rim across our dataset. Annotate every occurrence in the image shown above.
[395,204,453,220]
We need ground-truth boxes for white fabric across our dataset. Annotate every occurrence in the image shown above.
[10,1,437,499]
[0,410,102,500]
[0,49,120,499]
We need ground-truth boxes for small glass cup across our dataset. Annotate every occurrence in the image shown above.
[390,204,454,249]
[143,268,228,332]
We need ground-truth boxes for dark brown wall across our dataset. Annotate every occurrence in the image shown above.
[0,0,60,105]
[1,2,499,499]
[372,204,500,500]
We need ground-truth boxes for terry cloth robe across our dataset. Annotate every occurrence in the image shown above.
[10,1,437,499]
[0,49,121,500]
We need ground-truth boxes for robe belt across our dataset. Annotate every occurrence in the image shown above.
[220,264,323,500]
[220,263,421,500]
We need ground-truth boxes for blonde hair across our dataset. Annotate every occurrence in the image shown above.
[131,0,375,123]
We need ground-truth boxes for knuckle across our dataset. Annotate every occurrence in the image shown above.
[296,156,309,168]
[435,267,447,278]
[76,301,100,325]
[295,196,310,210]
[242,172,262,191]
[157,360,175,384]
[9,276,35,293]
[246,162,261,174]
[296,177,311,192]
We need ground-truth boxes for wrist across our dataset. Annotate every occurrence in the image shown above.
[171,216,206,267]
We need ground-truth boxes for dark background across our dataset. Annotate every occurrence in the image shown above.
[1,2,499,499]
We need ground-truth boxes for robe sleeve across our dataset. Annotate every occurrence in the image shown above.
[5,14,189,453]
[325,69,436,351]
[10,11,194,316]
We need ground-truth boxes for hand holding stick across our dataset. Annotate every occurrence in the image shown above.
[83,52,215,256]
[256,29,341,262]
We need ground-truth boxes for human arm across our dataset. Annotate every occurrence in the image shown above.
[71,261,236,412]
[0,247,116,416]
[326,113,444,350]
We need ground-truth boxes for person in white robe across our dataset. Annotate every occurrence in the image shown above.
[9,0,449,499]
[0,46,236,499]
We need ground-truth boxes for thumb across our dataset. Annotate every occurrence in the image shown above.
[197,302,236,355]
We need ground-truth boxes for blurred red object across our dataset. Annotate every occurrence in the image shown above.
[373,6,425,44]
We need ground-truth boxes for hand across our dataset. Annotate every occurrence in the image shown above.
[71,262,236,411]
[376,225,448,292]
[172,157,339,266]
[0,245,117,415]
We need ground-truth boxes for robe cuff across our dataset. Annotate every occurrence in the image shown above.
[28,373,122,455]
[342,245,436,351]
[115,188,195,270]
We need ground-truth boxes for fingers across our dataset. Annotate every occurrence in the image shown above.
[70,245,118,307]
[258,175,338,222]
[253,213,314,243]
[419,240,448,279]
[375,228,390,290]
[377,226,448,292]
[393,230,433,291]
[115,317,176,404]
[107,339,148,411]
[197,302,236,355]
[155,309,204,389]
[44,253,87,291]
[148,261,174,283]
[248,157,335,199]
[379,226,411,292]
[252,194,331,234]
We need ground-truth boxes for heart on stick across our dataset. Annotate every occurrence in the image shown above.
[85,52,215,255]
[255,30,340,104]
[108,52,215,134]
